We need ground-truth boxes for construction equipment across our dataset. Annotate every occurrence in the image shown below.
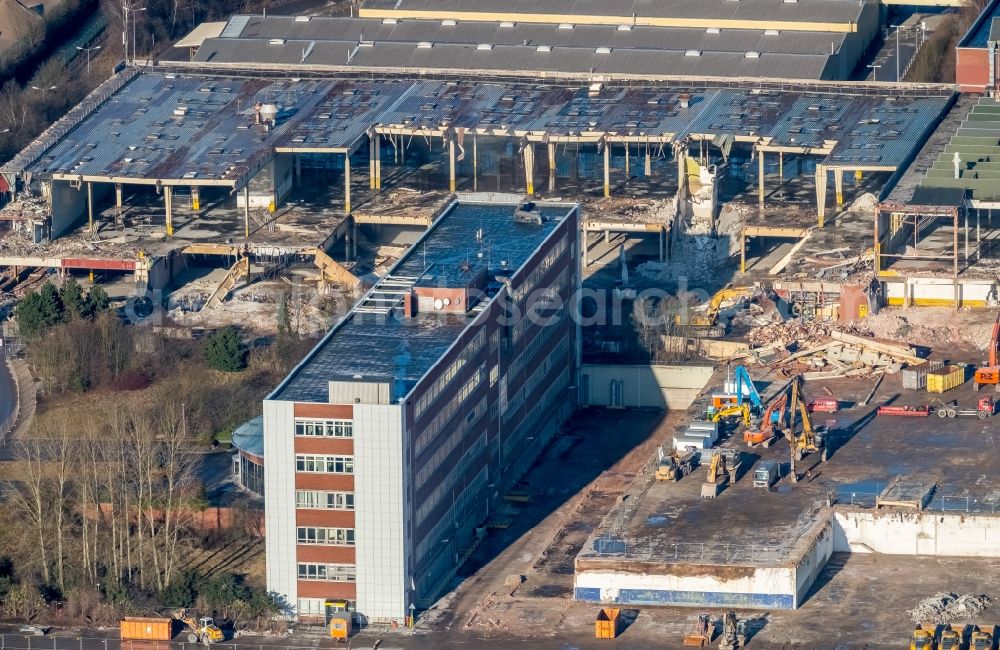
[753,460,780,488]
[744,393,787,447]
[732,365,764,414]
[910,624,937,650]
[788,376,826,463]
[931,396,995,419]
[975,313,1000,390]
[709,403,751,427]
[971,624,995,650]
[676,285,755,337]
[656,447,697,481]
[718,611,746,650]
[594,607,622,639]
[683,613,712,646]
[328,600,353,641]
[701,450,741,498]
[176,611,224,645]
[939,624,963,650]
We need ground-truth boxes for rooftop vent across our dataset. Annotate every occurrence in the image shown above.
[537,45,552,52]
[706,27,721,34]
[617,24,632,31]
[441,19,456,26]
[745,51,760,58]
[558,23,573,29]
[595,46,611,54]
[268,38,285,45]
[678,93,691,108]
[417,41,433,48]
[477,43,493,50]
[499,21,515,28]
[684,49,702,57]
[382,17,397,24]
[294,15,311,22]
[764,29,780,36]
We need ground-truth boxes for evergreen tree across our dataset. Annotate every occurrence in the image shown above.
[60,278,84,320]
[205,327,245,372]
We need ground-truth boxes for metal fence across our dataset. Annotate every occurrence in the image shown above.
[835,483,1000,514]
[0,636,354,650]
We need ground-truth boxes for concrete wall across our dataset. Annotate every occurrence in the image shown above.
[263,399,297,615]
[957,47,990,93]
[793,521,833,607]
[834,510,1000,557]
[883,278,997,308]
[575,565,797,609]
[354,403,408,621]
[48,180,86,238]
[580,364,712,409]
[239,155,294,209]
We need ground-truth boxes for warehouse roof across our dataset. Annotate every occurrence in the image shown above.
[193,37,835,80]
[2,70,953,186]
[358,0,869,30]
[271,199,575,403]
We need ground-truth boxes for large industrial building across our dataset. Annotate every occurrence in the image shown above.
[263,197,580,623]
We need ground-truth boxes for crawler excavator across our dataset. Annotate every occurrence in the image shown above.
[675,285,756,337]
[788,376,827,463]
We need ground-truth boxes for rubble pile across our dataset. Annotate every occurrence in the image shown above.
[845,192,879,217]
[0,191,48,220]
[909,593,993,625]
[746,320,832,348]
[850,308,995,353]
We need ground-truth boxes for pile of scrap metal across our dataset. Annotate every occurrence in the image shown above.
[773,330,924,381]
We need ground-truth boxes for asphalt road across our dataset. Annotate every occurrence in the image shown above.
[0,356,17,444]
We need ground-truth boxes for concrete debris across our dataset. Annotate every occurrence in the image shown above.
[851,308,995,353]
[637,235,719,284]
[909,593,993,625]
[845,192,879,216]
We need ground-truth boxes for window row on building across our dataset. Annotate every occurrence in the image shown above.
[296,454,354,474]
[296,526,356,546]
[414,364,485,455]
[415,396,487,490]
[416,429,488,526]
[294,418,353,438]
[296,489,355,510]
[297,562,356,581]
[414,330,486,418]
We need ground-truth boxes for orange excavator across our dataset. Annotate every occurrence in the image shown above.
[974,313,1000,390]
[744,392,786,447]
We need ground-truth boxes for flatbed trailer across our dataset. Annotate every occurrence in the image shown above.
[877,405,930,417]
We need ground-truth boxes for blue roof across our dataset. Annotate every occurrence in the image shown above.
[232,416,264,456]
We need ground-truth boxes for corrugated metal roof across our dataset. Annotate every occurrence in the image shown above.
[359,0,869,25]
[194,37,835,80]
[918,97,1000,201]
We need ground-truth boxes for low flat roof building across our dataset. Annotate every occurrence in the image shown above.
[263,196,581,623]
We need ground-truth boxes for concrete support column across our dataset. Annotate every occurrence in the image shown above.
[369,138,377,191]
[375,135,382,190]
[740,232,747,273]
[604,230,610,245]
[243,186,250,238]
[164,185,173,237]
[835,170,844,207]
[778,151,783,181]
[352,219,358,259]
[644,145,651,177]
[624,143,630,182]
[523,143,535,195]
[676,145,686,194]
[191,186,200,212]
[115,183,123,224]
[815,164,827,228]
[582,231,589,267]
[757,148,765,205]
[86,181,94,234]
[345,228,350,260]
[659,226,665,262]
[449,138,457,193]
[548,142,556,192]
[344,153,352,214]
[603,144,611,198]
[472,136,478,192]
[295,154,302,185]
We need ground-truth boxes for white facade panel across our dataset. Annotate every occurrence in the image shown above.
[353,403,408,621]
[263,399,297,615]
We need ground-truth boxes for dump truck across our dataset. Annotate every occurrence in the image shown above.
[753,460,780,488]
[910,624,937,650]
[939,624,963,650]
[121,618,172,641]
[656,447,697,481]
[971,624,995,650]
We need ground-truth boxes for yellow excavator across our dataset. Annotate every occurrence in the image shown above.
[709,403,752,427]
[675,285,756,337]
[701,450,742,498]
[176,610,224,645]
[788,376,827,462]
